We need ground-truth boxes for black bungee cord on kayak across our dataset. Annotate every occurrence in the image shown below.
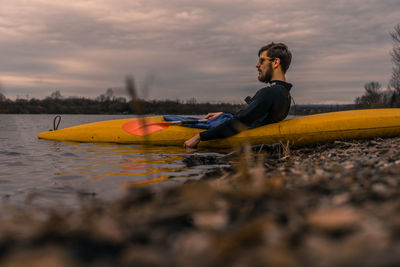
[51,115,61,131]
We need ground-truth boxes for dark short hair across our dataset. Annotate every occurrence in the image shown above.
[258,42,292,73]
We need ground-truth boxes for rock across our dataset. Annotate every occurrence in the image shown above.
[307,207,361,233]
[332,193,350,206]
[192,211,227,230]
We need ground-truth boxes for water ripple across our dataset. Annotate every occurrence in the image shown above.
[0,151,23,156]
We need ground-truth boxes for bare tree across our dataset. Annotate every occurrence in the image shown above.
[105,88,114,100]
[0,82,5,102]
[390,24,400,93]
[97,88,115,102]
[365,81,381,93]
[50,90,63,99]
[355,81,383,107]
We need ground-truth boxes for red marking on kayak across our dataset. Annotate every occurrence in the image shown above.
[122,119,172,136]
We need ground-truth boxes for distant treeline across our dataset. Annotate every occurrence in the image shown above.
[1,90,398,115]
[0,94,383,116]
[290,104,357,115]
[0,95,244,115]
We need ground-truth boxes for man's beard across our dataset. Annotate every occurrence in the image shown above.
[258,63,273,83]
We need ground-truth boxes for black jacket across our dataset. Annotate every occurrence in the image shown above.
[199,80,292,141]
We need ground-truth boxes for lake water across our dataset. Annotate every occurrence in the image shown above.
[0,114,228,208]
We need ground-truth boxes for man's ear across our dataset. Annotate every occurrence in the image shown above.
[273,58,281,69]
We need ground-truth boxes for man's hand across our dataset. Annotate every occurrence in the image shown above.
[184,134,201,148]
[204,112,223,120]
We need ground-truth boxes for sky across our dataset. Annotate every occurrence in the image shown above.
[0,0,399,104]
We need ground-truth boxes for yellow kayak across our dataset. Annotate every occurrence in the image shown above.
[38,109,400,148]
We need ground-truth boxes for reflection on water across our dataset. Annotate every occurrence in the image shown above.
[45,143,226,202]
[89,145,192,186]
[0,114,229,208]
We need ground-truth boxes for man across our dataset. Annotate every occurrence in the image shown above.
[184,42,293,148]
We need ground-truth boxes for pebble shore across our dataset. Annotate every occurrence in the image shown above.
[0,136,400,266]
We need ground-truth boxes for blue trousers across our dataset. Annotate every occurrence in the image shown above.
[163,113,233,129]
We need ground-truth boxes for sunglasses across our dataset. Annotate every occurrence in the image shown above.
[258,56,275,65]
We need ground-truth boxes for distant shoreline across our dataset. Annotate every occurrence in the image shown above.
[1,97,391,115]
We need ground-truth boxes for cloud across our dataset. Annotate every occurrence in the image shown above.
[0,0,399,103]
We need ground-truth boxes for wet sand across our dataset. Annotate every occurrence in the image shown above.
[0,136,400,266]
